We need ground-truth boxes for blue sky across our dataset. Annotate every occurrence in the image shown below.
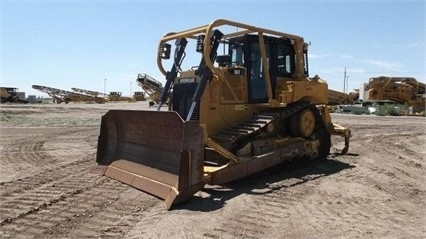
[1,0,424,97]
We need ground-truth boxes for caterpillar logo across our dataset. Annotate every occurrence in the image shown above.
[179,78,196,84]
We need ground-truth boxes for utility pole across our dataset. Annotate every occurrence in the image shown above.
[343,67,347,93]
[104,79,107,95]
[130,81,133,96]
[346,75,349,93]
[343,67,349,93]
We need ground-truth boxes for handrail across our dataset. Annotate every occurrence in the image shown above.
[157,19,305,77]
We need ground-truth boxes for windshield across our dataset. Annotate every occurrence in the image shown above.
[230,43,244,66]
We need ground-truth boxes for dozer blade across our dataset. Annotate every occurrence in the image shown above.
[96,110,205,209]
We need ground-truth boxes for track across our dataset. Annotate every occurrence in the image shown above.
[212,101,311,151]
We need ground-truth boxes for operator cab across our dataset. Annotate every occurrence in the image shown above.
[217,35,308,103]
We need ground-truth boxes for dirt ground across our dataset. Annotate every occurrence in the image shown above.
[0,102,425,238]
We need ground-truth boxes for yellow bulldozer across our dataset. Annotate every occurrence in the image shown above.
[108,91,135,102]
[133,91,147,101]
[95,19,351,209]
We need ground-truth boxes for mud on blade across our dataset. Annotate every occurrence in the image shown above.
[96,110,205,209]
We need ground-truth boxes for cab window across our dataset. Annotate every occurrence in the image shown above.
[276,44,295,76]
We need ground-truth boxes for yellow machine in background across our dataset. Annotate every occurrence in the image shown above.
[95,19,351,209]
[328,88,359,105]
[365,76,425,112]
[108,91,135,102]
[1,87,21,103]
[136,73,164,106]
[33,85,106,104]
[133,91,147,101]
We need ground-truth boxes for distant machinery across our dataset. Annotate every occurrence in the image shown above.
[136,73,164,106]
[0,87,28,103]
[32,85,106,104]
[27,95,37,104]
[328,89,359,105]
[133,91,147,101]
[71,87,108,98]
[72,87,137,102]
[108,91,135,102]
[1,87,19,103]
[365,76,425,112]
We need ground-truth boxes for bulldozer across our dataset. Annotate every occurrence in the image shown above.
[133,91,147,101]
[95,19,351,209]
[108,91,135,102]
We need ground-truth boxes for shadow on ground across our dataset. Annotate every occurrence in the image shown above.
[175,158,355,212]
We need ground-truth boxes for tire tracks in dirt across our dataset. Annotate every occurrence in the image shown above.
[0,128,97,196]
[0,126,159,238]
[203,164,340,238]
[2,135,50,168]
[351,130,424,199]
[0,162,99,224]
[0,166,158,238]
[0,159,91,197]
[60,192,157,238]
[0,128,95,180]
[208,170,417,238]
[326,127,425,237]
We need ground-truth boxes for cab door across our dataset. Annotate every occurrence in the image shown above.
[244,36,270,104]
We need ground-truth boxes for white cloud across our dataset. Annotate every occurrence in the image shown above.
[309,53,334,59]
[315,67,343,75]
[312,67,365,75]
[363,59,403,72]
[372,43,423,49]
[405,43,422,48]
[341,54,353,59]
[347,68,365,73]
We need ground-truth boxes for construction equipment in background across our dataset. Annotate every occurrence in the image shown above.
[365,76,425,112]
[136,73,164,106]
[328,89,359,105]
[0,87,28,103]
[95,19,351,209]
[133,91,147,101]
[108,91,135,102]
[32,85,106,104]
[73,87,137,102]
[71,87,109,98]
